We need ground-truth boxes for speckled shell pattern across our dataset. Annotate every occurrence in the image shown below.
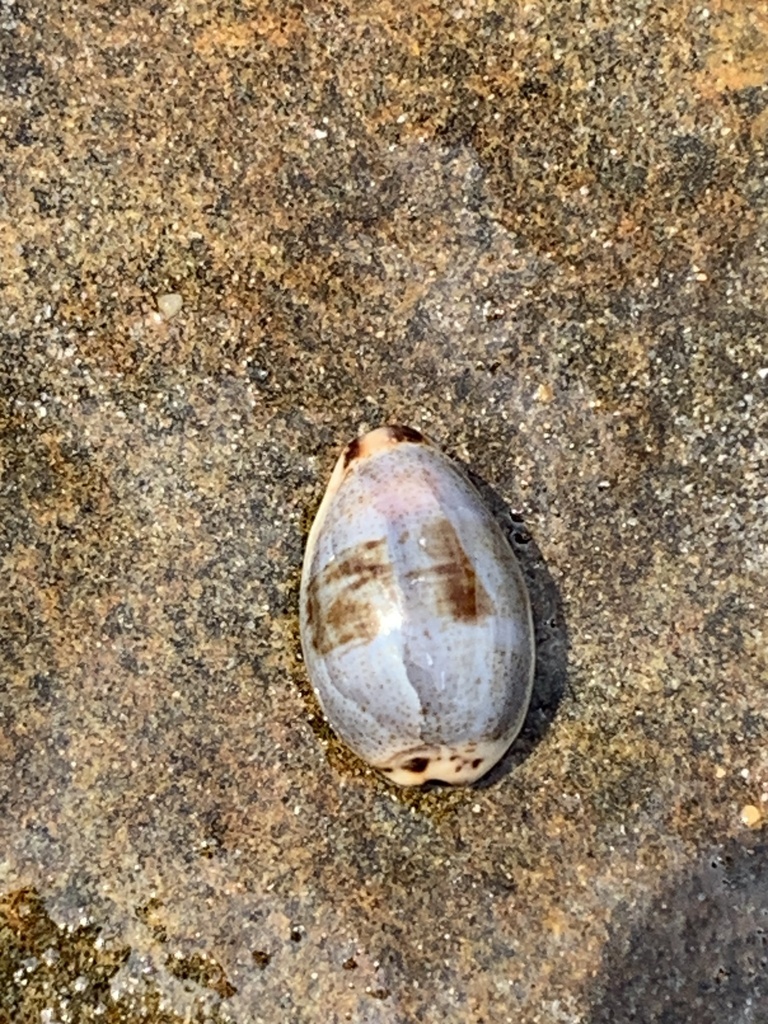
[299,426,535,786]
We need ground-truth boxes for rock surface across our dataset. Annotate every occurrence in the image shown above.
[1,1,766,1021]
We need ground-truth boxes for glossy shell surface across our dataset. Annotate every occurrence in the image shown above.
[299,425,535,786]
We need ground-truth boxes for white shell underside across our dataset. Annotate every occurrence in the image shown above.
[299,428,535,786]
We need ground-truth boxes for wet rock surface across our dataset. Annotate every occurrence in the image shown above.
[1,1,766,1021]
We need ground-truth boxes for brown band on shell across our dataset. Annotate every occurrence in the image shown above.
[387,425,426,445]
[305,538,399,656]
[405,518,493,623]
[342,436,363,469]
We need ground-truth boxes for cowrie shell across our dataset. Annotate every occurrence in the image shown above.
[300,426,534,786]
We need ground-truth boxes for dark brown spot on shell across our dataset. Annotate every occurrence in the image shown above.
[401,756,430,774]
[387,425,426,445]
[342,437,362,468]
[471,757,483,769]
[305,538,398,656]
[405,519,493,624]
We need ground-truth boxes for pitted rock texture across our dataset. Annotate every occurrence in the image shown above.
[1,1,766,1021]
